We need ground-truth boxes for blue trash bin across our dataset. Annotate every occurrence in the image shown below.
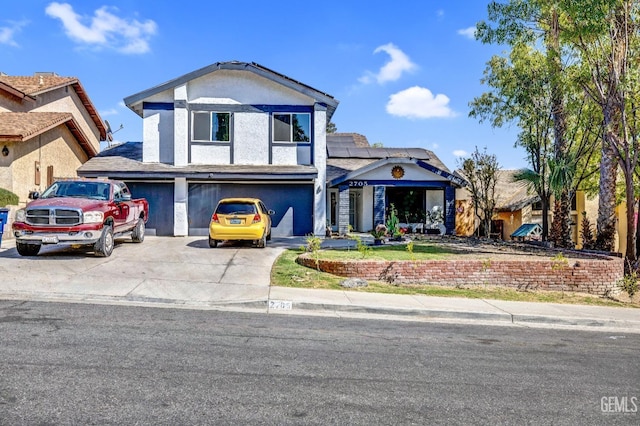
[0,208,8,247]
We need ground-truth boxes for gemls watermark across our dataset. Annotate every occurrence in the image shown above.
[601,396,638,414]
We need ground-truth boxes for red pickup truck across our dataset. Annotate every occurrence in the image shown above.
[12,179,149,257]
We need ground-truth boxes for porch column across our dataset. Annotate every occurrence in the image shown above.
[338,184,349,235]
[373,186,386,228]
[173,85,188,167]
[174,177,188,236]
[445,186,455,235]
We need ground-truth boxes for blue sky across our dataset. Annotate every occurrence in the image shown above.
[1,1,527,170]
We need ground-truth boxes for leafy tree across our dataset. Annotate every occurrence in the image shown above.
[474,0,601,248]
[470,43,555,240]
[460,147,500,238]
[326,120,337,134]
[560,0,640,259]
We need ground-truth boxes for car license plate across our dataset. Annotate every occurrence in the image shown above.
[42,236,59,244]
[230,218,241,225]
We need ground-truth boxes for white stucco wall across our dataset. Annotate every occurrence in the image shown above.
[272,146,298,165]
[233,113,269,165]
[174,177,188,236]
[174,85,188,167]
[313,107,327,236]
[188,70,312,106]
[142,111,160,162]
[361,185,374,231]
[355,162,449,182]
[190,145,231,165]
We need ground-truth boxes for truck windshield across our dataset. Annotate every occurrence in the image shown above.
[41,182,111,200]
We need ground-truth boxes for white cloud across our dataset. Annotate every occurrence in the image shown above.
[386,86,456,119]
[453,150,468,157]
[99,108,119,116]
[359,43,417,85]
[45,2,157,54]
[0,20,28,47]
[457,27,476,40]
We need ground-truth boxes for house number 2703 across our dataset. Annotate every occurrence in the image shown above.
[349,181,368,187]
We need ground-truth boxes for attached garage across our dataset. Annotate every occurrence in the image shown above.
[187,182,314,236]
[125,182,175,236]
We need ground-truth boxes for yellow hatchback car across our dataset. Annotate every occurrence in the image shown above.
[209,198,274,248]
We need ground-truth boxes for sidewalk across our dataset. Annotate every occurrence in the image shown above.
[0,235,638,333]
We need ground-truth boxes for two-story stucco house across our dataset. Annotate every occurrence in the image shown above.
[79,61,463,238]
[79,61,339,237]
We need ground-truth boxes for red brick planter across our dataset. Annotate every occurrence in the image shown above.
[296,254,624,296]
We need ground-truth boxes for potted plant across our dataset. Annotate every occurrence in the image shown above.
[386,204,402,240]
[370,224,387,245]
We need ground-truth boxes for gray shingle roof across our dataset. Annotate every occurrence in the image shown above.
[79,142,317,180]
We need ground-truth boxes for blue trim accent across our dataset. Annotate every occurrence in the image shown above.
[251,105,314,113]
[143,102,174,110]
[445,186,456,235]
[342,180,453,188]
[416,160,466,186]
[374,186,385,226]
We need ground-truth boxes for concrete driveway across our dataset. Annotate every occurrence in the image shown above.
[0,236,304,308]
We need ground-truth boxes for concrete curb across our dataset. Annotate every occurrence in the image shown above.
[1,292,638,333]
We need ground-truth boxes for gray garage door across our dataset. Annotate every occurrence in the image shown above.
[125,182,175,236]
[188,182,314,236]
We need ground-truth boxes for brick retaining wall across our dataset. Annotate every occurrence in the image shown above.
[296,254,624,296]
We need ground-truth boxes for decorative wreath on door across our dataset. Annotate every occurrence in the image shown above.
[391,165,405,179]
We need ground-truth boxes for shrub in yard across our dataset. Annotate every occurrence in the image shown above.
[618,271,638,298]
[0,188,18,207]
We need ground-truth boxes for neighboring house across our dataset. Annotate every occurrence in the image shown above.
[0,72,109,239]
[78,61,339,237]
[455,169,605,250]
[326,133,464,235]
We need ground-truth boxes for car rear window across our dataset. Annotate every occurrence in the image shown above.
[216,202,257,215]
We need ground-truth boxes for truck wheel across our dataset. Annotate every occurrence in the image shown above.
[94,225,114,257]
[131,218,145,243]
[16,242,41,256]
[208,237,218,248]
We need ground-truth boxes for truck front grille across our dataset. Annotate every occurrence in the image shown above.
[26,208,82,226]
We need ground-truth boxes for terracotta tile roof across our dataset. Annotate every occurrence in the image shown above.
[0,75,78,96]
[0,112,73,141]
[0,111,97,157]
[0,74,109,141]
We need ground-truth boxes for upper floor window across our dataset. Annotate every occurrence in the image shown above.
[273,113,310,143]
[192,111,230,142]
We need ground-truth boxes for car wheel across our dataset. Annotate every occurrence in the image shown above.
[131,218,145,243]
[209,237,218,248]
[16,242,41,256]
[257,233,267,248]
[266,230,271,241]
[94,225,114,257]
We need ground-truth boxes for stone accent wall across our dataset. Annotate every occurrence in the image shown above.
[296,255,624,296]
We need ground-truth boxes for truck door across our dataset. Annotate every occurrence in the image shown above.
[112,183,132,232]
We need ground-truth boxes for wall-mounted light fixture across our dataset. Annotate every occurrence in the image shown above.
[1,146,8,157]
